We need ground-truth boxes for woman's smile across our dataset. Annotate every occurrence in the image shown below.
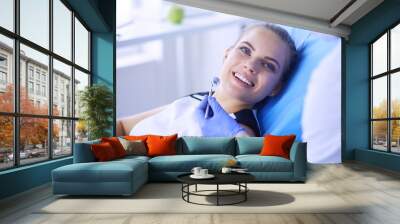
[232,71,255,88]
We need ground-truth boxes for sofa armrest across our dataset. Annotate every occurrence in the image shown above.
[289,142,307,181]
[73,140,100,163]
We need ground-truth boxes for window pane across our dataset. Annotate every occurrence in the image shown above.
[53,0,72,60]
[391,72,400,118]
[372,121,387,151]
[20,117,49,165]
[74,69,89,118]
[53,59,72,117]
[0,116,13,170]
[53,119,72,158]
[372,33,387,76]
[20,44,49,115]
[75,18,89,70]
[372,77,387,119]
[20,0,49,49]
[391,120,400,153]
[0,0,14,31]
[75,120,88,143]
[391,24,400,70]
[0,34,14,112]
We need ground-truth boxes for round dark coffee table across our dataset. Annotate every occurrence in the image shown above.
[177,173,255,206]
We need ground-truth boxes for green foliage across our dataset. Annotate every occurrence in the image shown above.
[79,84,113,140]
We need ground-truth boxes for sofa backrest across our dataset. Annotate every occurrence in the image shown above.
[73,137,304,162]
[235,137,264,155]
[177,136,236,155]
[73,139,100,163]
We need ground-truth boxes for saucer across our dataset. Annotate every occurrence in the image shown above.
[190,174,215,179]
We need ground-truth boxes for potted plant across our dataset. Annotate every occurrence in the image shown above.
[79,84,113,140]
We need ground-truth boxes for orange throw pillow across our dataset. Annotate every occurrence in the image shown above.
[146,134,178,157]
[123,135,149,141]
[259,134,296,159]
[101,137,126,158]
[91,142,117,161]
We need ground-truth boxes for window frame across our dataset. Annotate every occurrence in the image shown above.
[370,20,400,154]
[0,0,92,171]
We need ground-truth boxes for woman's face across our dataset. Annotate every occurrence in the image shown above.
[219,27,290,105]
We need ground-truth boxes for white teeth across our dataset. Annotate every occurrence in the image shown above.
[234,72,254,87]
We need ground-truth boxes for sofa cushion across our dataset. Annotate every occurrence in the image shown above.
[118,138,147,156]
[148,154,235,172]
[147,134,178,157]
[236,155,293,172]
[177,137,236,155]
[101,137,127,158]
[91,142,118,161]
[260,134,296,159]
[236,137,264,155]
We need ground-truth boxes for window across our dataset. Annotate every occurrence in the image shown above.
[0,0,91,170]
[0,54,8,87]
[35,70,40,81]
[28,67,34,80]
[28,81,34,94]
[74,18,89,70]
[20,0,49,49]
[0,34,13,113]
[53,0,72,60]
[42,85,46,97]
[0,55,7,67]
[371,23,400,154]
[74,69,89,119]
[0,0,14,32]
[0,116,13,170]
[53,59,72,117]
[36,83,40,95]
[0,71,6,85]
[53,119,72,158]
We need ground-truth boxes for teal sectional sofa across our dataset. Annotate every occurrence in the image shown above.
[52,137,307,196]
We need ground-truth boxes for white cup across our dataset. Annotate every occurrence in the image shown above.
[191,167,202,176]
[200,169,208,176]
[221,167,232,174]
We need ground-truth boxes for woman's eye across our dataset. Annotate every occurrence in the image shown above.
[264,62,276,72]
[239,46,251,55]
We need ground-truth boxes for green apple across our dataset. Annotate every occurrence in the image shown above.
[168,5,184,25]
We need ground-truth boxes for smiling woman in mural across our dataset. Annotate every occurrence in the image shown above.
[117,23,298,137]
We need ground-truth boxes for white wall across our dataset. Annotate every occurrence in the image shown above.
[117,23,243,118]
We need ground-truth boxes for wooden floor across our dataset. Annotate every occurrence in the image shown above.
[1,162,400,224]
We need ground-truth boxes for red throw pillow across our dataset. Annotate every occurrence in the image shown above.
[101,137,126,158]
[146,134,178,157]
[91,142,117,161]
[259,134,296,159]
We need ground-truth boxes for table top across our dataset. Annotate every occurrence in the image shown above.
[177,172,255,185]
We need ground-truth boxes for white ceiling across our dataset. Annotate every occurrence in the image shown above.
[166,0,384,38]
[226,0,353,22]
